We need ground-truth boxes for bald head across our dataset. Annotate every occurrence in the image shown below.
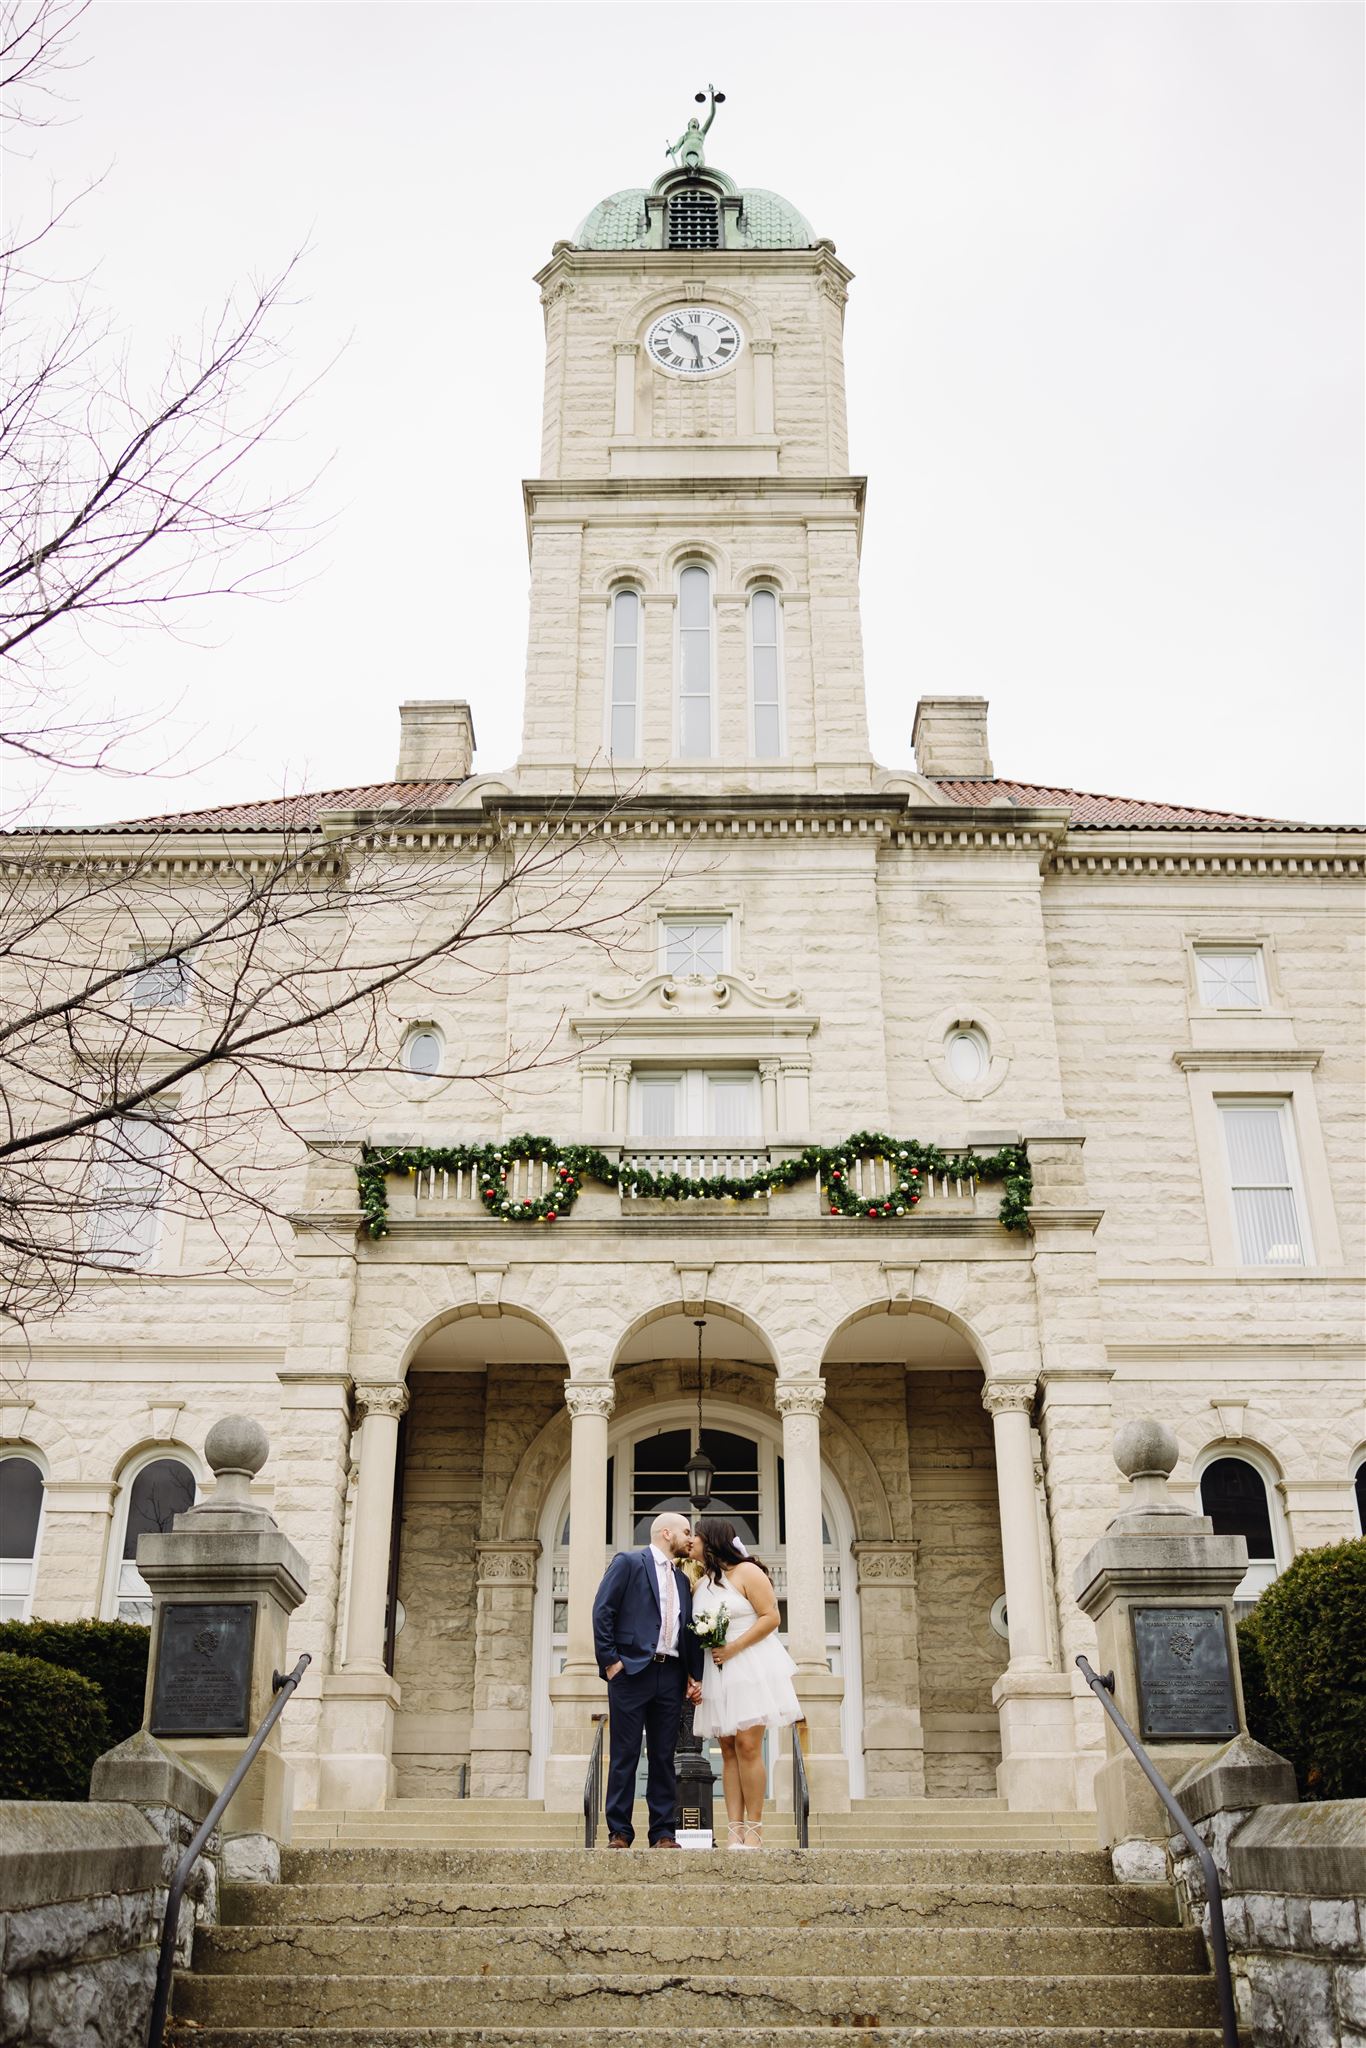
[650,1511,691,1558]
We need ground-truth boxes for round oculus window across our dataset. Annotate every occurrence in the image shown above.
[404,1029,442,1076]
[946,1026,990,1085]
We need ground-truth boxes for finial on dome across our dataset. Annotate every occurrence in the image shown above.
[666,84,726,171]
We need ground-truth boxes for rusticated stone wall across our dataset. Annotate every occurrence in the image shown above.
[907,1370,1009,1797]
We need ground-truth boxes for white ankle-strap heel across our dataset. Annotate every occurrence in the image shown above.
[742,1819,763,1850]
[726,1820,746,1850]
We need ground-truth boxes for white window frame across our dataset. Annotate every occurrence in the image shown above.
[1194,1443,1288,1602]
[402,1024,445,1077]
[747,586,786,760]
[1178,1057,1340,1270]
[1216,1095,1313,1269]
[628,1068,761,1140]
[127,950,196,1010]
[674,563,715,760]
[103,1447,201,1622]
[0,1451,46,1623]
[604,586,642,762]
[1353,1452,1366,1537]
[87,1114,173,1270]
[658,915,731,978]
[1194,945,1268,1012]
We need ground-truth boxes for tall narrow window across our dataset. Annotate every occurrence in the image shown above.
[1199,1455,1279,1600]
[88,1115,171,1268]
[115,1457,196,1622]
[677,566,713,758]
[608,589,640,759]
[749,589,784,758]
[1218,1100,1308,1266]
[0,1456,44,1621]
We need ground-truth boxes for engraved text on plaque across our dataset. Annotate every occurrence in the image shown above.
[150,1602,256,1737]
[1131,1605,1238,1741]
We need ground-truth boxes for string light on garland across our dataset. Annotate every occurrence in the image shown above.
[357,1130,1032,1239]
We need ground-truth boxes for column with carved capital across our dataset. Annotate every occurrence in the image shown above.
[775,1380,849,1810]
[317,1379,409,1810]
[543,1380,614,1810]
[982,1378,1077,1810]
[468,1540,541,1798]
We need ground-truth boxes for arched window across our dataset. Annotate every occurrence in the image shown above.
[1199,1453,1280,1601]
[113,1455,196,1623]
[748,589,784,758]
[607,589,640,760]
[677,565,713,758]
[1354,1456,1365,1537]
[0,1455,45,1621]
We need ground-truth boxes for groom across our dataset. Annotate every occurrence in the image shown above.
[592,1510,705,1848]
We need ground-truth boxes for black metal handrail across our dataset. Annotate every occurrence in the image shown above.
[1076,1655,1238,2048]
[147,1652,311,2048]
[791,1720,810,1849]
[583,1712,607,1848]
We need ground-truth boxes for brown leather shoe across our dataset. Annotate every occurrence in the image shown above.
[607,1834,631,1849]
[651,1836,680,1848]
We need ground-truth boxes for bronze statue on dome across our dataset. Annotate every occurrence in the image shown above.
[666,85,725,171]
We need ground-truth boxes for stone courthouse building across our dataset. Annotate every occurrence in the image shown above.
[3,114,1363,1826]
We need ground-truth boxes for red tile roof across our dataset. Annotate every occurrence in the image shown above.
[928,777,1321,830]
[41,775,1347,836]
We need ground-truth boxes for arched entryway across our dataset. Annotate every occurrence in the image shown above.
[529,1391,863,1797]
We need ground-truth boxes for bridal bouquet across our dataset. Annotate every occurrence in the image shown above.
[689,1608,730,1651]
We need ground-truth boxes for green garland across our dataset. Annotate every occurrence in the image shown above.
[358,1130,1031,1238]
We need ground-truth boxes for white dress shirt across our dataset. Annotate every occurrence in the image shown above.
[648,1542,680,1657]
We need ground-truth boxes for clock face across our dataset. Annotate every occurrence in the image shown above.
[646,306,743,377]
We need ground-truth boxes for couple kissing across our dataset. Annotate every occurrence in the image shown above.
[591,1510,802,1850]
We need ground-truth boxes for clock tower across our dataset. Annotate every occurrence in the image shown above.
[517,97,875,797]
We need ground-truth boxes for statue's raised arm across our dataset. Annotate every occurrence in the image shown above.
[665,86,725,169]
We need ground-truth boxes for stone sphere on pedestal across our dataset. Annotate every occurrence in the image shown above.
[204,1416,270,1480]
[1112,1418,1178,1483]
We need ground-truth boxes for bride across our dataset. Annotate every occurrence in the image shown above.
[689,1516,801,1850]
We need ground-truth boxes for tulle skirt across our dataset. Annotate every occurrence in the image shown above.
[694,1630,802,1737]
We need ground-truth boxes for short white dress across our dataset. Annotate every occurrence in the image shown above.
[692,1569,802,1738]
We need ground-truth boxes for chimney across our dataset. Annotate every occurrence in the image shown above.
[911,696,994,779]
[396,700,476,783]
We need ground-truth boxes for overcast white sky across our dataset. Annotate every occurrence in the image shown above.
[11,0,1364,825]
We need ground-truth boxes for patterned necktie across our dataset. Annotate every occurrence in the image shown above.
[660,1556,675,1652]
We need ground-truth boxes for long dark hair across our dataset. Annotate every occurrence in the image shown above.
[697,1515,772,1585]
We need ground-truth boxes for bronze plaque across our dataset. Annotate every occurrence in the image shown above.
[150,1602,256,1737]
[1131,1606,1238,1741]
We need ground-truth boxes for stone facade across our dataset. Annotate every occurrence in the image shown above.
[3,138,1362,1820]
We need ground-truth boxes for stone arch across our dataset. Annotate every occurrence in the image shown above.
[738,562,795,595]
[0,1407,80,1483]
[609,1294,778,1373]
[109,1436,205,1488]
[501,1405,571,1543]
[659,536,732,589]
[819,1294,992,1375]
[593,562,659,598]
[1176,1410,1312,1489]
[397,1301,568,1379]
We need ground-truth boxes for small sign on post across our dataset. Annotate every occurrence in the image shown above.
[1131,1605,1239,1743]
[150,1601,257,1738]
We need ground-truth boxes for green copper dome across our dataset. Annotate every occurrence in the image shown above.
[574,175,813,252]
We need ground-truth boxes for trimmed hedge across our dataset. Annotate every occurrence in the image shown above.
[1239,1538,1366,1800]
[0,1618,150,1743]
[0,1651,110,1800]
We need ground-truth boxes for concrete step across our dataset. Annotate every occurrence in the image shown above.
[168,2029,1224,2047]
[174,1969,1220,2031]
[194,1921,1205,1979]
[278,1845,1117,1885]
[222,1878,1181,1932]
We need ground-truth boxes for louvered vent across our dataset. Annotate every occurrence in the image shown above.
[667,191,720,250]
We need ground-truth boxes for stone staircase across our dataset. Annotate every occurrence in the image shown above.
[169,1831,1223,2046]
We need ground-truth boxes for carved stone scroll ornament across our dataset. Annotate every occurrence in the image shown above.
[980,1379,1037,1420]
[774,1381,826,1420]
[354,1383,411,1424]
[853,1543,920,1585]
[476,1542,540,1588]
[564,1382,616,1422]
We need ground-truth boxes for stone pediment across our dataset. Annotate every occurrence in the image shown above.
[571,969,817,1048]
[587,969,804,1019]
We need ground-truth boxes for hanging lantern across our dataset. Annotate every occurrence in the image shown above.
[687,1317,714,1511]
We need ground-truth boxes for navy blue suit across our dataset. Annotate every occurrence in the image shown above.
[592,1547,705,1844]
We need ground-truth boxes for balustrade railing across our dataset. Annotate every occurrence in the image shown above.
[407,1145,981,1210]
[622,1140,771,1186]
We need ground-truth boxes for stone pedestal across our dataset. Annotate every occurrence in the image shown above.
[1074,1419,1248,1871]
[136,1418,309,1878]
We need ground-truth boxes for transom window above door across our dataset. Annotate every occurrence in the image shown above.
[660,916,729,977]
[631,1068,760,1139]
